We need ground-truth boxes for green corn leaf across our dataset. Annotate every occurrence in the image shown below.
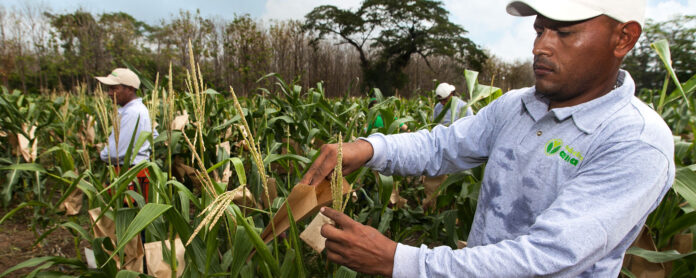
[0,201,50,225]
[651,40,689,106]
[231,157,247,185]
[103,203,172,267]
[626,246,696,263]
[0,163,47,173]
[229,226,255,277]
[335,266,357,278]
[673,167,696,210]
[231,205,279,275]
[378,174,393,211]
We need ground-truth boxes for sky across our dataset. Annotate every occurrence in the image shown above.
[2,0,694,62]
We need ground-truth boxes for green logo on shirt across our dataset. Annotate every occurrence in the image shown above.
[545,139,583,166]
[545,139,563,155]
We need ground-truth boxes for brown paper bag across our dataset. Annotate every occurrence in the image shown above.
[299,212,334,253]
[144,238,186,278]
[260,178,350,244]
[663,233,693,275]
[389,184,407,209]
[171,110,189,131]
[17,124,38,162]
[58,188,84,216]
[622,226,665,278]
[422,175,447,210]
[232,185,259,209]
[88,208,144,272]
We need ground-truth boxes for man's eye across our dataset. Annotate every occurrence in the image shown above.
[557,30,571,37]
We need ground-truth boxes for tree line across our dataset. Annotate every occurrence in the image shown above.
[0,3,543,98]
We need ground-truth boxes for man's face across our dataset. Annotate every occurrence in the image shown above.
[438,94,452,106]
[106,85,132,106]
[532,15,618,107]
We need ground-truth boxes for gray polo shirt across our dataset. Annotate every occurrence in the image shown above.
[363,70,675,277]
[100,98,158,165]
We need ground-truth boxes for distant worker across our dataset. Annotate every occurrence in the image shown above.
[96,68,158,200]
[432,82,473,125]
[367,98,408,132]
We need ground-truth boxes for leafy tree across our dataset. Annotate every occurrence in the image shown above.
[623,15,696,92]
[304,0,486,96]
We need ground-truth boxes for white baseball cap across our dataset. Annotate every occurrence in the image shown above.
[96,68,141,89]
[435,83,456,99]
[506,0,646,27]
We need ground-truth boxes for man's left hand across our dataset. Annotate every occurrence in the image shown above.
[320,207,398,276]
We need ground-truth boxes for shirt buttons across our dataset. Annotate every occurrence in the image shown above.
[536,130,543,136]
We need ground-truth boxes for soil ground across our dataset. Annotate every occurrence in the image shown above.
[0,206,90,277]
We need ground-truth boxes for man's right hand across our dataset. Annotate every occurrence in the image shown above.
[300,139,374,186]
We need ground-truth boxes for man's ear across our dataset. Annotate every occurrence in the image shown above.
[614,21,642,59]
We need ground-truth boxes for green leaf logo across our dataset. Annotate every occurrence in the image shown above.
[545,139,563,155]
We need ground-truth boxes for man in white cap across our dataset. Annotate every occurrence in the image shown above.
[96,68,158,167]
[300,0,675,277]
[432,82,474,126]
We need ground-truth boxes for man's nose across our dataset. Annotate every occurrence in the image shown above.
[532,30,553,57]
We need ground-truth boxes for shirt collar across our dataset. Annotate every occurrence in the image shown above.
[522,70,635,134]
[118,97,142,114]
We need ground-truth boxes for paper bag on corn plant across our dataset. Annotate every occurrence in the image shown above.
[16,124,38,162]
[144,238,186,278]
[260,178,350,244]
[299,212,334,253]
[88,208,144,272]
[422,175,447,210]
[78,115,96,145]
[390,184,407,209]
[170,110,189,131]
[662,233,693,275]
[58,188,84,216]
[622,226,665,278]
[231,185,259,209]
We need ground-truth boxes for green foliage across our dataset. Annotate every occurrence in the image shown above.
[304,0,487,95]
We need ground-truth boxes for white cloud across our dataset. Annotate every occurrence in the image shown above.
[261,0,361,21]
[646,0,696,22]
[443,0,535,62]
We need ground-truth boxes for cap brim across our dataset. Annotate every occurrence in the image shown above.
[95,76,120,86]
[507,0,602,22]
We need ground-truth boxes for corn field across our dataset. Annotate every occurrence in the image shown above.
[0,40,695,277]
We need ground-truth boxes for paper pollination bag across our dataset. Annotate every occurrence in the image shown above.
[58,188,84,216]
[144,238,186,278]
[88,208,144,272]
[259,178,350,245]
[299,212,334,253]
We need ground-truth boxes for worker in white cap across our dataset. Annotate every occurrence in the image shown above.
[300,1,675,277]
[96,68,158,200]
[432,82,473,126]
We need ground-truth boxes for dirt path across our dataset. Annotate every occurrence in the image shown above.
[0,207,89,277]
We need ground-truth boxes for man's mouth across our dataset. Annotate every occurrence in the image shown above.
[533,63,554,76]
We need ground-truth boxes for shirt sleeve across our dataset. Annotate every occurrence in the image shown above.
[363,95,503,176]
[100,110,147,165]
[391,141,673,277]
